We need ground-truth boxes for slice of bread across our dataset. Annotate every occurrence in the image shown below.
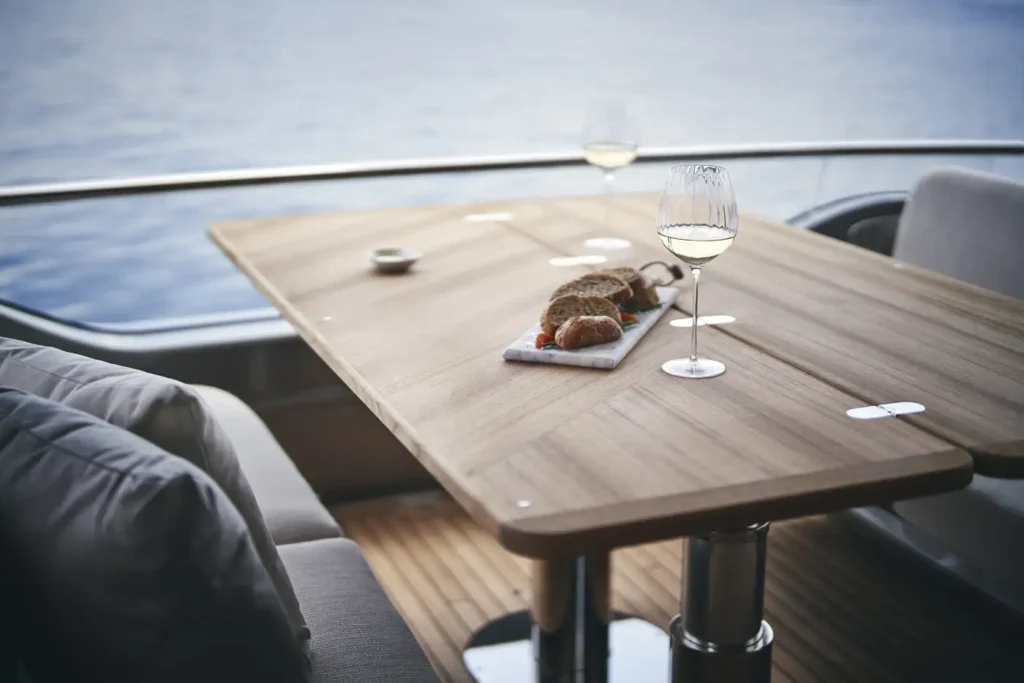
[554,315,623,350]
[541,295,622,336]
[601,267,660,310]
[549,273,631,304]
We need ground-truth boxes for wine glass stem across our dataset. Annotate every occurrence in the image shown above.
[604,171,614,226]
[690,267,701,363]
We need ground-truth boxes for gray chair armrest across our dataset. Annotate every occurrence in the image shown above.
[847,214,899,255]
[787,191,907,254]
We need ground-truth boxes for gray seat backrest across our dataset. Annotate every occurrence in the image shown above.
[894,166,1024,299]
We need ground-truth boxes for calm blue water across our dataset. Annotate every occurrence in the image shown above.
[1,0,1022,325]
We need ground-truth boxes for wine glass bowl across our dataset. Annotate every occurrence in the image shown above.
[656,165,738,379]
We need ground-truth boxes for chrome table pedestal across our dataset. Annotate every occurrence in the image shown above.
[463,554,670,683]
[671,523,774,683]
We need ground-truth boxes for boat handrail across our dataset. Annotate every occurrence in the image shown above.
[2,138,1023,349]
[1,139,1022,207]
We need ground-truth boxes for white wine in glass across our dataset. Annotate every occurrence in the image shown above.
[657,165,738,379]
[583,141,639,172]
[657,224,735,267]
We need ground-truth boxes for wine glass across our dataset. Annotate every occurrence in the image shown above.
[583,103,639,201]
[585,104,638,262]
[656,165,738,379]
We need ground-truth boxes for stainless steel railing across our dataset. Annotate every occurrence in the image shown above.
[2,138,1023,349]
[2,139,1022,207]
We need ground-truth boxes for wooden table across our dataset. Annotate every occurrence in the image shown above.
[210,193,1018,683]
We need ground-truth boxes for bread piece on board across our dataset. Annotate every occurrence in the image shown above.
[549,273,631,304]
[554,315,623,350]
[601,266,660,309]
[541,295,622,336]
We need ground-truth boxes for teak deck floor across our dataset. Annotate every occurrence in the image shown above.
[332,493,1021,683]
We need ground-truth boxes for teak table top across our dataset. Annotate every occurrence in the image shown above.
[210,195,979,558]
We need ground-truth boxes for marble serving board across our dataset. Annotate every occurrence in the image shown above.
[503,287,679,369]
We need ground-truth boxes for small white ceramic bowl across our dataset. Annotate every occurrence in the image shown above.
[370,248,421,274]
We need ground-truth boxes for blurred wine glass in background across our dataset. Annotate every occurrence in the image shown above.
[580,103,640,265]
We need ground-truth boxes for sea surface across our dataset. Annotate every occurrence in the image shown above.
[1,0,1022,325]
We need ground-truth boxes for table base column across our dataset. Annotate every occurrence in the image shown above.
[670,618,773,683]
[463,554,670,683]
[671,523,774,683]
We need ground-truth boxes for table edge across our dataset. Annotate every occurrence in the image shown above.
[497,448,972,558]
[970,440,1024,478]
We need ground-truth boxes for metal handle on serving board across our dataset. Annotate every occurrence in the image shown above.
[640,261,685,286]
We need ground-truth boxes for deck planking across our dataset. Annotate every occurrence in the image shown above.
[333,493,1022,683]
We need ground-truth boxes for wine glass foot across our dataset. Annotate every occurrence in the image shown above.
[661,358,726,379]
[669,314,736,328]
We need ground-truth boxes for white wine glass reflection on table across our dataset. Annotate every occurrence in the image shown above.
[582,104,639,260]
[656,165,738,379]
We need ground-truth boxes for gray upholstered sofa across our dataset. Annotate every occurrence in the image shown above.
[0,338,440,683]
[194,385,441,683]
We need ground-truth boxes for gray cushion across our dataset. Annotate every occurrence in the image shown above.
[895,166,1024,299]
[194,385,342,545]
[279,538,440,683]
[893,475,1024,596]
[0,337,310,656]
[0,387,306,683]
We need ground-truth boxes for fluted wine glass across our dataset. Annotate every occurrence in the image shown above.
[656,165,738,379]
